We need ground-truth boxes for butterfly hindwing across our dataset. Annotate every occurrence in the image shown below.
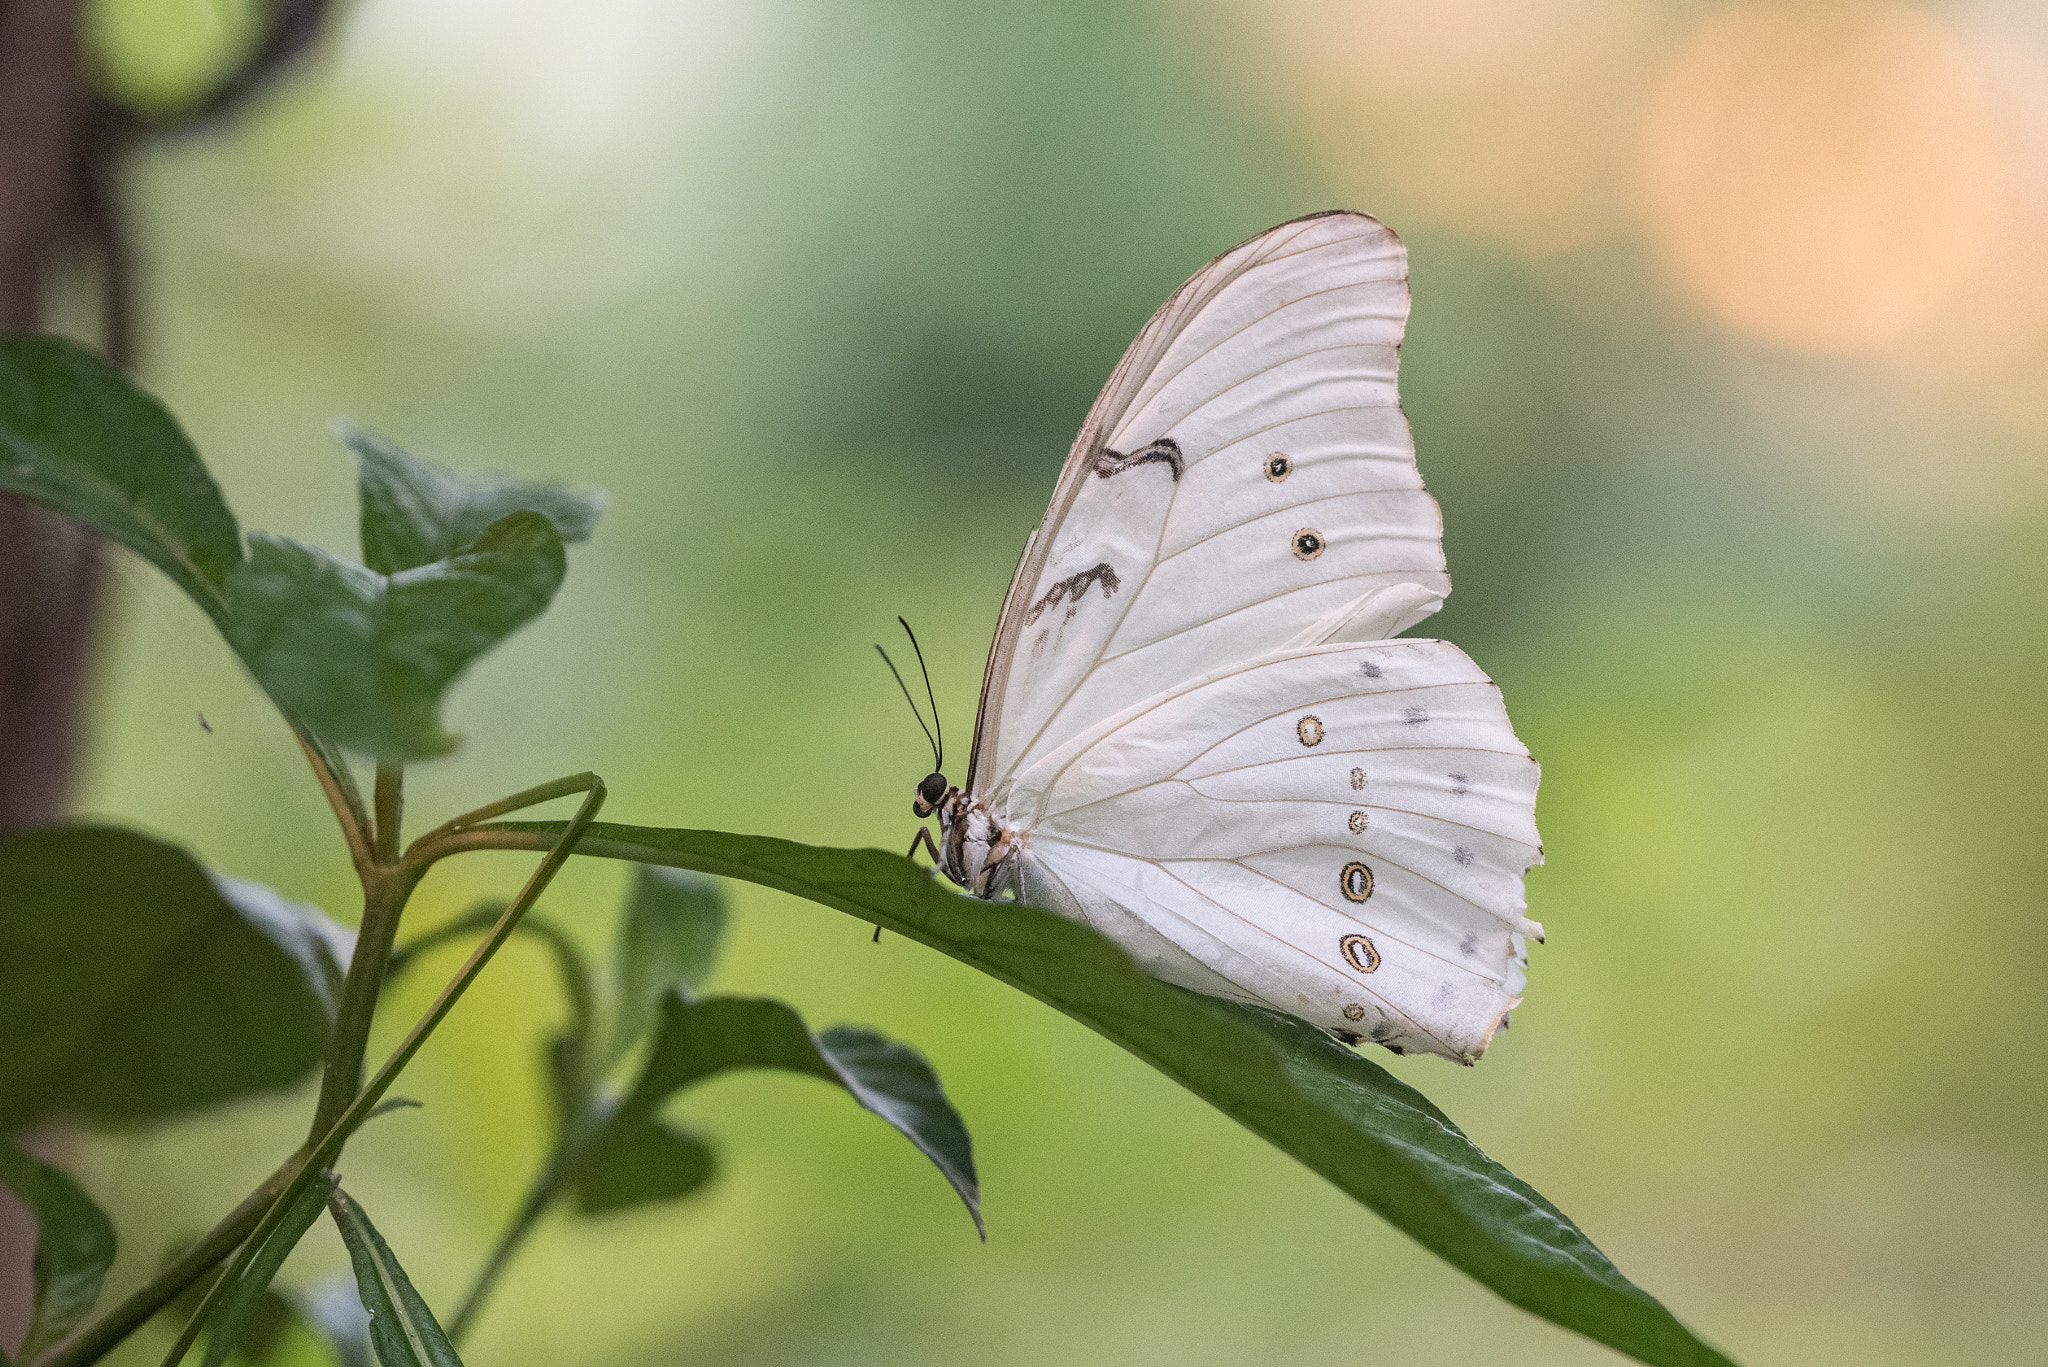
[1007,640,1541,1062]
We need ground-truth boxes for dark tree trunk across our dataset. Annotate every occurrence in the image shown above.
[0,0,331,1347]
[0,0,105,1343]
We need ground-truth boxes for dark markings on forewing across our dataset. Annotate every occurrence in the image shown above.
[1026,562,1121,625]
[1093,436,1184,482]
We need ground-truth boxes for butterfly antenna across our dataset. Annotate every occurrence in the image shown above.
[875,643,941,771]
[897,616,943,770]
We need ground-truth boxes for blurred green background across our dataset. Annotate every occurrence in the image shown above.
[51,0,2048,1363]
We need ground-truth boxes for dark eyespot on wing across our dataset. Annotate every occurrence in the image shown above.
[1093,436,1184,482]
[1026,562,1122,625]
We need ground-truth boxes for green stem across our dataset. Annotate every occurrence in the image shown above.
[372,762,403,865]
[306,863,417,1143]
[392,911,595,1065]
[445,1152,566,1344]
[408,772,612,857]
[295,732,372,876]
[29,1153,304,1367]
[153,776,608,1367]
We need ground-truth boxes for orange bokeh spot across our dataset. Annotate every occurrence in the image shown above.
[1639,0,2011,354]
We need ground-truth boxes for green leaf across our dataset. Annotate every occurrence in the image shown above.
[0,335,241,628]
[569,1104,715,1216]
[343,424,603,575]
[606,993,981,1235]
[0,1143,117,1360]
[201,1171,340,1367]
[490,822,1737,1367]
[327,1188,464,1367]
[225,511,566,760]
[0,826,342,1129]
[607,866,727,1064]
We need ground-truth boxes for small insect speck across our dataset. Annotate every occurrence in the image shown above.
[1349,767,1365,790]
[1449,771,1470,796]
[197,713,212,734]
[1453,845,1474,866]
[1296,714,1324,746]
[1402,705,1428,725]
[1348,810,1368,833]
[1359,659,1382,679]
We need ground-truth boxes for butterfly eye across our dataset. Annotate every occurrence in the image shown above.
[913,772,949,816]
[1264,453,1292,482]
[1291,528,1325,560]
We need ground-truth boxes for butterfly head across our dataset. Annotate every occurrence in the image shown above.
[913,771,950,818]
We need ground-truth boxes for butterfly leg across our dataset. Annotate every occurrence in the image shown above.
[907,825,941,865]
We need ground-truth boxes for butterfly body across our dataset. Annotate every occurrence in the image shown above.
[913,211,1543,1064]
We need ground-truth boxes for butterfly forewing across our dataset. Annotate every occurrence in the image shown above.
[970,212,1447,801]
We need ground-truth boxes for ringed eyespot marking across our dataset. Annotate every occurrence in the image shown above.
[1265,452,1293,482]
[1340,861,1374,903]
[1342,1003,1366,1022]
[1292,528,1325,560]
[1348,810,1368,833]
[1296,714,1324,747]
[1349,767,1365,790]
[1340,932,1381,973]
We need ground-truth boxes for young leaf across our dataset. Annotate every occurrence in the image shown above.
[225,512,566,760]
[607,866,728,1063]
[569,1107,715,1216]
[200,1171,340,1367]
[605,993,981,1235]
[0,826,340,1129]
[343,424,603,575]
[485,821,1737,1367]
[0,335,241,627]
[327,1188,464,1367]
[0,1143,117,1360]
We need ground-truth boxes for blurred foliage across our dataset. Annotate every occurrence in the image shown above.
[36,0,2048,1365]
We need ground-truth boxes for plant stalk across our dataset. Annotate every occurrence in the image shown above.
[445,1153,566,1344]
[306,861,418,1143]
[372,761,403,865]
[153,776,608,1367]
[28,1151,305,1367]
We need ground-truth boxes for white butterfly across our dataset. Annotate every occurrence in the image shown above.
[901,211,1542,1064]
